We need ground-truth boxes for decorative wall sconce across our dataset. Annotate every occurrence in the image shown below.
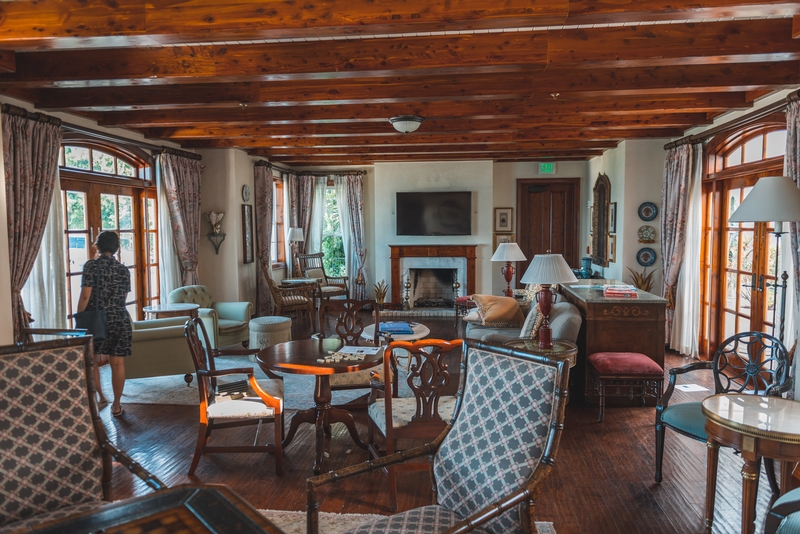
[205,211,226,255]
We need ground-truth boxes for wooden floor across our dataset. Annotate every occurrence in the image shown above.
[105,313,780,534]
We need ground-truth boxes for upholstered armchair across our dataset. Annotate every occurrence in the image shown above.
[126,316,195,384]
[168,285,253,348]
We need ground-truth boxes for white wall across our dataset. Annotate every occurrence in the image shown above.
[372,161,493,303]
[588,144,626,281]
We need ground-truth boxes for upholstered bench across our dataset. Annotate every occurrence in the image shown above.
[248,316,292,361]
[587,352,664,422]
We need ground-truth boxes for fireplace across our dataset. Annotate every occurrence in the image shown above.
[410,268,457,308]
[389,245,477,308]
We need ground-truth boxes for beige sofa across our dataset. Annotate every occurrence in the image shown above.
[125,316,195,384]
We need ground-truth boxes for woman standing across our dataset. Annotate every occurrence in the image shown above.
[77,231,132,417]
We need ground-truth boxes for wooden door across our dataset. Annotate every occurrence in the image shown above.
[516,178,580,283]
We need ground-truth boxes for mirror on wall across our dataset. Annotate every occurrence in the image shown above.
[591,173,611,267]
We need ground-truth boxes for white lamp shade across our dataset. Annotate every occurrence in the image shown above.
[491,242,526,262]
[728,176,800,223]
[520,254,578,285]
[288,227,304,242]
[389,115,423,134]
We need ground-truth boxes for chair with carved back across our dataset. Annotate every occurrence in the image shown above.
[307,339,570,532]
[367,338,463,511]
[263,266,317,331]
[184,317,284,476]
[0,332,165,532]
[655,331,791,492]
[297,251,349,304]
[315,299,391,409]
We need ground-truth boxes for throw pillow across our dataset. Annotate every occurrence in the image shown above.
[520,301,545,340]
[471,294,525,327]
[305,268,328,287]
[462,310,482,323]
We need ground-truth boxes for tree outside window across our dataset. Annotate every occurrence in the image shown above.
[322,188,346,277]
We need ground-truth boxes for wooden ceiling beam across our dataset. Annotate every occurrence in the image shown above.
[261,145,615,157]
[263,151,602,164]
[565,1,800,25]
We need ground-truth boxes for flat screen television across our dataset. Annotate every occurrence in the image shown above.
[396,191,472,236]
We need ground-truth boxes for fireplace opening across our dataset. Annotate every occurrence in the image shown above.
[410,268,457,309]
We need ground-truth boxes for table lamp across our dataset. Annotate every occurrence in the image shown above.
[728,175,800,342]
[288,227,304,277]
[520,252,578,349]
[491,242,527,297]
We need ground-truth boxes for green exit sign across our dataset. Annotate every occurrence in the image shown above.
[539,162,556,174]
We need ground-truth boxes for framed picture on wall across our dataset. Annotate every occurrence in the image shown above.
[493,233,514,250]
[242,204,254,264]
[609,202,617,233]
[608,234,617,263]
[494,207,513,232]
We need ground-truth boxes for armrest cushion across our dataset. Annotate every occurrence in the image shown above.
[212,302,253,322]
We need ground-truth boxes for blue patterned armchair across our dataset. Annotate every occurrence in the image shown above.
[307,339,570,534]
[169,285,253,348]
[0,332,164,532]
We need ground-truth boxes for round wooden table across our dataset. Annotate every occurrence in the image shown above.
[702,394,800,534]
[361,322,430,342]
[142,303,199,320]
[256,338,384,474]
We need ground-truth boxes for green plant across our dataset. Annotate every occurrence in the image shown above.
[373,279,388,303]
[627,266,657,292]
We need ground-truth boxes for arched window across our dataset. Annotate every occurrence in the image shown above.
[59,137,159,323]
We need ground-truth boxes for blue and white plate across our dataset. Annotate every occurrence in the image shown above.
[637,247,657,266]
[638,202,658,221]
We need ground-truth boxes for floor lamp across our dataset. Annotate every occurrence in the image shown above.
[728,176,800,342]
[491,242,527,297]
[288,227,304,277]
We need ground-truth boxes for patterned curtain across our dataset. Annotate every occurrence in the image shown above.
[158,152,204,286]
[785,98,800,333]
[254,162,274,316]
[343,173,369,300]
[287,172,315,276]
[2,107,62,339]
[661,143,693,340]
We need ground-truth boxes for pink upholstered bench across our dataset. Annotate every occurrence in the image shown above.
[587,352,664,422]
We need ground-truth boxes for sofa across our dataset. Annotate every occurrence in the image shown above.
[125,316,195,382]
[168,285,253,348]
[465,295,582,345]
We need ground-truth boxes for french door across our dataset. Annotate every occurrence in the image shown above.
[62,178,157,323]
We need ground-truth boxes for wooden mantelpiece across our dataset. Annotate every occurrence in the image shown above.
[389,245,477,306]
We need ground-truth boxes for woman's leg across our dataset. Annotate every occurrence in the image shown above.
[109,355,126,414]
[94,353,109,404]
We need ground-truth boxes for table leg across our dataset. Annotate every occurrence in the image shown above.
[328,407,368,449]
[741,456,760,534]
[282,408,316,448]
[704,439,720,533]
[780,461,795,496]
[312,376,333,475]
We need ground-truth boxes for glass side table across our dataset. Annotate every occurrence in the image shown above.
[503,338,578,368]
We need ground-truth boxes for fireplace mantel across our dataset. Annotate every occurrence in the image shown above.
[390,245,477,306]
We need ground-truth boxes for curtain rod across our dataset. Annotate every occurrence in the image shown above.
[1,103,62,126]
[62,122,202,161]
[664,89,800,150]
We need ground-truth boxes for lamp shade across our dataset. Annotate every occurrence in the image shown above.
[288,227,304,243]
[520,253,578,285]
[389,115,424,134]
[491,242,526,262]
[728,176,800,224]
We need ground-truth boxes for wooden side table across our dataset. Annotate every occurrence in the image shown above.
[142,303,199,320]
[703,394,800,534]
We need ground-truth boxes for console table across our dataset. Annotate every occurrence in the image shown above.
[559,281,666,402]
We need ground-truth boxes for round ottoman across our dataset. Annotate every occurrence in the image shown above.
[248,316,292,361]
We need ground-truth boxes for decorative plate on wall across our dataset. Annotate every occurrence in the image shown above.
[638,202,658,221]
[637,247,657,266]
[638,225,656,243]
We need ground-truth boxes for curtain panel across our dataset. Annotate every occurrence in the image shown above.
[254,163,274,316]
[2,109,62,339]
[342,173,369,300]
[287,172,316,276]
[158,152,203,286]
[785,99,800,362]
[661,143,693,341]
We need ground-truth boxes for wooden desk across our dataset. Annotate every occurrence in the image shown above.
[29,485,281,533]
[256,338,383,474]
[142,303,199,320]
[559,281,666,401]
[703,394,800,534]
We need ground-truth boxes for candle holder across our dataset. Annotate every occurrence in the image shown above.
[403,277,412,311]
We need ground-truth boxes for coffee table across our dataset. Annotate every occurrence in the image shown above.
[256,337,384,474]
[142,303,199,320]
[361,321,430,342]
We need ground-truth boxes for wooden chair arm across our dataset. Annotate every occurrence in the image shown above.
[658,360,714,411]
[212,347,260,358]
[198,367,255,377]
[247,374,282,411]
[442,486,534,534]
[101,440,166,492]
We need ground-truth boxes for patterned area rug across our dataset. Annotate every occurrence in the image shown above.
[260,509,557,534]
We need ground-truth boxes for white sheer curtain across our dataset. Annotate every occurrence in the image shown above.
[669,143,703,358]
[281,173,293,271]
[156,159,182,301]
[334,175,353,287]
[778,221,796,348]
[21,177,67,329]
[306,177,326,254]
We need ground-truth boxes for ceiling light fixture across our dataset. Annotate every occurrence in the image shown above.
[389,115,424,134]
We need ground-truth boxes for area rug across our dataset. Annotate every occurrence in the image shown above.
[259,509,556,533]
[99,356,411,410]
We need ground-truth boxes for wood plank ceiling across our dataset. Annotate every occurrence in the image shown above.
[0,0,799,166]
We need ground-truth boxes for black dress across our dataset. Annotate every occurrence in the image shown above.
[81,255,132,356]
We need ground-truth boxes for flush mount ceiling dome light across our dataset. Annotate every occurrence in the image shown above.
[389,115,424,134]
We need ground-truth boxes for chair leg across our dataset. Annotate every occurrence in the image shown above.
[655,421,665,483]
[188,422,210,475]
[765,458,779,496]
[388,462,398,512]
[598,380,605,422]
[274,417,283,476]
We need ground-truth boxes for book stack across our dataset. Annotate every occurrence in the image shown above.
[603,284,638,298]
[378,321,415,335]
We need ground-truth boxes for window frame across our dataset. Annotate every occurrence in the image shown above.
[271,175,286,268]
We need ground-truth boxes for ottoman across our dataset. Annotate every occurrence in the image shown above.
[248,316,292,361]
[587,352,664,422]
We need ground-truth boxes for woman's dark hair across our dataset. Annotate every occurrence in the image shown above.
[96,231,120,254]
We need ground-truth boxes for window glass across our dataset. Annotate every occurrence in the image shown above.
[742,137,762,164]
[726,147,742,167]
[101,194,118,230]
[118,159,136,177]
[65,146,90,170]
[119,196,133,229]
[66,191,86,230]
[93,151,115,174]
[322,187,345,277]
[765,131,787,159]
